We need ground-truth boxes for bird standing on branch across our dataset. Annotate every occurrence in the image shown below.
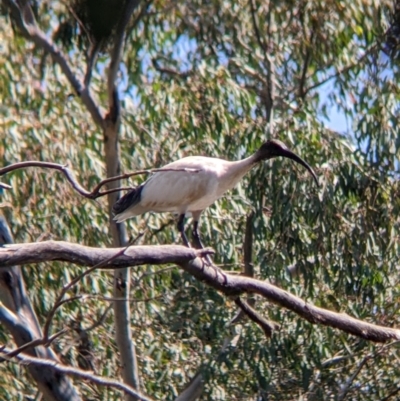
[113,139,318,249]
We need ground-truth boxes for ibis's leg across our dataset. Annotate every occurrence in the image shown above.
[192,220,216,267]
[192,220,205,250]
[177,214,190,247]
[191,214,227,282]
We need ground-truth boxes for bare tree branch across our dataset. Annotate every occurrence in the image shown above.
[0,182,11,190]
[0,241,208,269]
[0,161,200,199]
[84,42,101,88]
[95,2,143,396]
[248,0,274,123]
[243,211,255,278]
[0,347,154,401]
[174,372,204,401]
[230,211,255,325]
[301,44,379,96]
[107,0,141,102]
[298,30,314,100]
[0,216,82,401]
[0,241,399,343]
[337,355,369,401]
[43,234,144,340]
[126,0,153,39]
[3,0,104,127]
[335,341,400,401]
[249,0,266,54]
[234,297,279,337]
[1,327,67,359]
[152,59,192,79]
[3,1,145,398]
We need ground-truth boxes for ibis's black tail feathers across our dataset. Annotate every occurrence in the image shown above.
[112,184,144,216]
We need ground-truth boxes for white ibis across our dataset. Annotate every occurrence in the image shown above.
[113,139,318,249]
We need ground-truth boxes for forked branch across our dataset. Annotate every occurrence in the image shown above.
[0,241,398,343]
[0,348,153,401]
[0,161,200,199]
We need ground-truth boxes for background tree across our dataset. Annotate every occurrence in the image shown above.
[1,0,400,400]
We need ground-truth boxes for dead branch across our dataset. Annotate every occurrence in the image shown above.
[43,235,144,340]
[3,0,104,127]
[0,161,200,199]
[230,211,256,325]
[0,327,67,359]
[152,59,192,79]
[0,241,399,343]
[234,297,279,337]
[0,241,206,268]
[0,347,153,401]
[301,42,380,97]
[0,216,82,401]
[107,0,142,102]
[0,182,11,190]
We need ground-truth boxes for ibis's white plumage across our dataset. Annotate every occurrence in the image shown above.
[113,139,318,249]
[113,154,254,223]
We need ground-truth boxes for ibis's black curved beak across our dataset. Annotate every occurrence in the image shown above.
[281,149,319,186]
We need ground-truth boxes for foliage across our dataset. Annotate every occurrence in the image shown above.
[1,0,400,400]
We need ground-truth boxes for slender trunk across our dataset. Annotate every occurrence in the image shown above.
[104,120,141,399]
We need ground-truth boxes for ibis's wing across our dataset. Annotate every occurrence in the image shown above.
[140,168,214,211]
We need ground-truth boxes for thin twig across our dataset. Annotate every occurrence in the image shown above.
[0,161,201,199]
[126,0,153,38]
[67,4,93,46]
[79,305,113,333]
[249,0,275,123]
[249,0,266,53]
[1,348,154,401]
[152,59,191,79]
[3,328,68,359]
[84,42,100,88]
[43,233,145,339]
[234,297,279,337]
[302,43,379,96]
[3,0,104,127]
[336,340,400,401]
[0,182,12,190]
[298,30,314,99]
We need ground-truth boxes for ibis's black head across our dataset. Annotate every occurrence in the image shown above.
[255,139,319,186]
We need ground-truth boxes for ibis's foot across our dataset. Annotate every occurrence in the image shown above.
[192,221,227,283]
[213,264,228,284]
[202,253,213,266]
[199,252,227,283]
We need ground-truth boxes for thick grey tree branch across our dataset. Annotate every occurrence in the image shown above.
[0,217,82,401]
[3,1,145,398]
[0,347,153,401]
[0,241,399,343]
[0,241,207,269]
